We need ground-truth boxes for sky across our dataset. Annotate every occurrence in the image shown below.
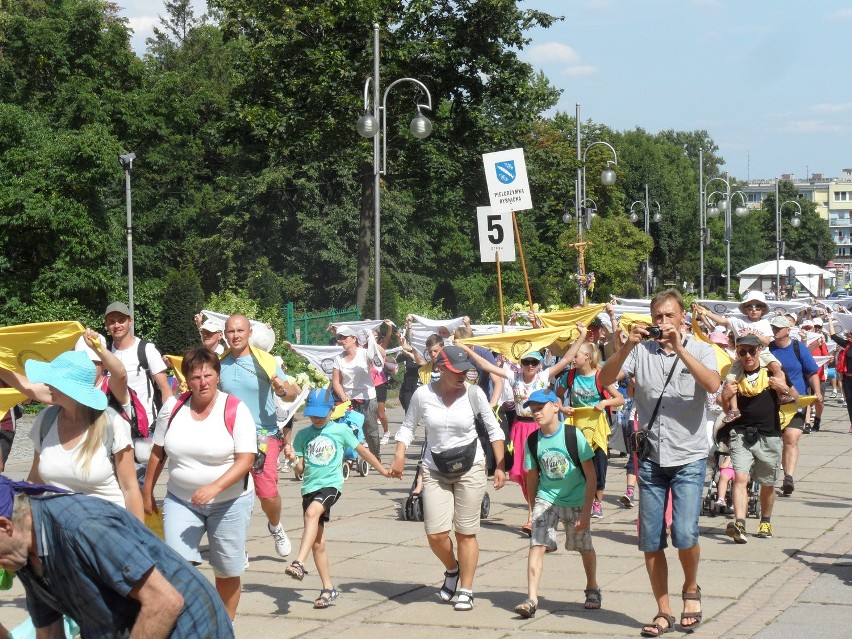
[119,0,852,183]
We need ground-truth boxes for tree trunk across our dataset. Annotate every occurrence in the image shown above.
[356,161,373,312]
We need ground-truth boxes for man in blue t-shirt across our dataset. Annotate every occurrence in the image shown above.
[0,477,232,638]
[220,314,299,558]
[768,315,822,496]
[512,389,599,619]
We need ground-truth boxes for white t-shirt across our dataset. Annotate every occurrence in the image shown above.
[29,408,133,508]
[111,337,167,425]
[154,392,257,504]
[333,349,376,400]
[727,317,772,339]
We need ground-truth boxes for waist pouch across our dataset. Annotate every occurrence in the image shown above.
[431,439,477,475]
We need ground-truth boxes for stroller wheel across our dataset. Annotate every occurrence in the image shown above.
[413,495,424,521]
[480,492,491,519]
[358,458,369,477]
[342,461,350,480]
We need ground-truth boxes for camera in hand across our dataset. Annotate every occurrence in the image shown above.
[644,326,663,340]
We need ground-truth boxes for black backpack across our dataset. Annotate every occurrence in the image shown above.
[526,424,586,479]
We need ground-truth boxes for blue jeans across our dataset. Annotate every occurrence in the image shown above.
[638,457,706,552]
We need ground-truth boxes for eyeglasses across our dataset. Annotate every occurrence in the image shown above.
[521,359,540,366]
[744,305,765,312]
[737,347,757,357]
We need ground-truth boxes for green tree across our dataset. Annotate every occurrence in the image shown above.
[156,266,205,354]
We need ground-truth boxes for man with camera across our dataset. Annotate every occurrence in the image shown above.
[600,289,719,637]
[719,334,792,544]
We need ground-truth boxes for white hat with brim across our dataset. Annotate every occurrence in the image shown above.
[25,351,107,411]
[738,290,769,316]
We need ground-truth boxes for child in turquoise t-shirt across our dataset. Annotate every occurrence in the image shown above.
[513,389,600,619]
[282,388,389,609]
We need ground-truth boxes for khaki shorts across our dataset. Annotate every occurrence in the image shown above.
[422,462,486,535]
[531,498,594,553]
[729,430,782,486]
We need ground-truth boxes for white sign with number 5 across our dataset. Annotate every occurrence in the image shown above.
[477,206,516,263]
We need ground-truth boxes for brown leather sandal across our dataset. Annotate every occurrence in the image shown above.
[640,612,675,637]
[679,586,703,633]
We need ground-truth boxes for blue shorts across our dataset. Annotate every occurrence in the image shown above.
[637,458,706,552]
[163,491,254,578]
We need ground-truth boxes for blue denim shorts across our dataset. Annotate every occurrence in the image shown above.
[637,457,706,552]
[163,490,254,578]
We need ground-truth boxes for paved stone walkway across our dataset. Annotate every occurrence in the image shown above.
[2,398,850,637]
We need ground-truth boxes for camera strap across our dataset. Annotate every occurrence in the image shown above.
[643,342,685,432]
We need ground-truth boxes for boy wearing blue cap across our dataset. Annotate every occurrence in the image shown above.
[513,389,599,619]
[282,389,390,609]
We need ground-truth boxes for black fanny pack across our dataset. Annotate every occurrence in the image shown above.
[431,439,477,475]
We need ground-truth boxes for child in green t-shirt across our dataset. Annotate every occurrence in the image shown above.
[513,389,600,619]
[282,388,389,609]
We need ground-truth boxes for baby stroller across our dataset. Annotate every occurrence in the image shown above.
[335,405,370,480]
[704,421,760,519]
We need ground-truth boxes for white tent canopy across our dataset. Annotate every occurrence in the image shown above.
[737,259,835,297]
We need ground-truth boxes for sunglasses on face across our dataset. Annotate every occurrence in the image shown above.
[745,305,765,312]
[737,347,757,357]
[521,359,540,366]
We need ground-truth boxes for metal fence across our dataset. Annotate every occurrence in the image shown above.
[284,302,360,344]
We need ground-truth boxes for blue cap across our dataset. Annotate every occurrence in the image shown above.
[523,389,558,408]
[520,351,543,362]
[303,388,335,418]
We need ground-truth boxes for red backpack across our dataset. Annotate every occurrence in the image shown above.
[166,391,241,434]
[836,345,851,377]
[100,377,151,439]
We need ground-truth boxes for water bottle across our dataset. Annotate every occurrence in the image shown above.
[252,433,268,474]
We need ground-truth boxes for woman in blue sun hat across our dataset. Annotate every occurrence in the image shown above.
[0,349,142,520]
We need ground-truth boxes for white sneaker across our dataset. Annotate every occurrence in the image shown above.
[269,523,291,557]
[380,432,391,446]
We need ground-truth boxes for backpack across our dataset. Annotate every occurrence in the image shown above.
[39,404,117,471]
[563,369,614,420]
[100,378,151,440]
[526,424,586,479]
[836,344,850,376]
[136,338,164,416]
[166,391,241,435]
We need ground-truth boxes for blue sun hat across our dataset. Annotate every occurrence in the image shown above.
[25,351,107,411]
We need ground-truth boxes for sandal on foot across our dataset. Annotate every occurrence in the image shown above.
[679,586,702,633]
[521,523,532,537]
[722,409,741,424]
[584,588,602,610]
[438,564,459,602]
[454,588,474,611]
[313,587,339,609]
[285,560,308,581]
[640,612,675,637]
[514,598,537,618]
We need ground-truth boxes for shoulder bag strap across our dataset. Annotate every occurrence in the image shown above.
[643,345,683,432]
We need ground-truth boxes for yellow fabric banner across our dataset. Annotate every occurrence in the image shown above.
[780,395,816,429]
[457,326,575,362]
[0,321,85,414]
[616,312,653,336]
[567,407,610,453]
[219,345,278,380]
[691,316,733,379]
[536,305,606,328]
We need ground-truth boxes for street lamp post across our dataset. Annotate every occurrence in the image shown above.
[356,23,432,319]
[706,172,748,299]
[775,179,802,295]
[572,103,617,305]
[118,152,136,326]
[629,184,662,297]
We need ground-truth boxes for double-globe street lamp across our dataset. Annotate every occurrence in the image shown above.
[568,103,617,305]
[706,172,748,299]
[118,151,136,327]
[356,24,432,319]
[629,184,662,297]
[774,179,802,295]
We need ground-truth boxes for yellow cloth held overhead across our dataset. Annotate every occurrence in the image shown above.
[458,326,575,362]
[616,312,654,337]
[535,305,606,329]
[219,345,279,380]
[0,321,85,414]
[567,407,610,454]
[691,315,734,379]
